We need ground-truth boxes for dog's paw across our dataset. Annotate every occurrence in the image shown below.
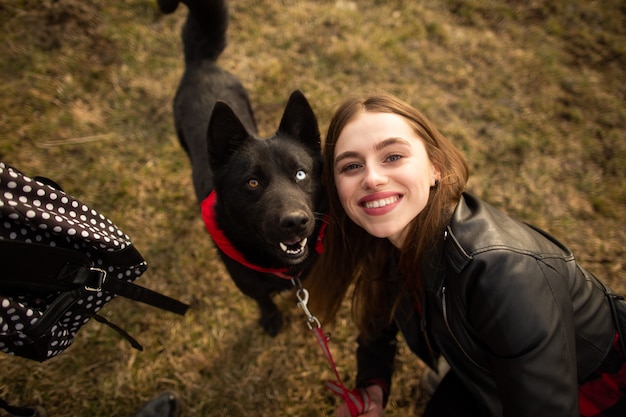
[259,309,283,337]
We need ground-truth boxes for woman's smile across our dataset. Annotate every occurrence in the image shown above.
[359,193,402,212]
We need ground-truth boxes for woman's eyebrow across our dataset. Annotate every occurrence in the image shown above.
[334,137,411,167]
[374,137,410,151]
[334,151,360,167]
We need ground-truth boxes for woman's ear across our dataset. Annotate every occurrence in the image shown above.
[431,164,442,187]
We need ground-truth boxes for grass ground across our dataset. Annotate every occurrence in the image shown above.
[0,0,624,415]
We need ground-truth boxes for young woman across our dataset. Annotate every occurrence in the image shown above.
[309,93,626,417]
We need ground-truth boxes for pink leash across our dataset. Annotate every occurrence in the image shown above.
[292,278,371,416]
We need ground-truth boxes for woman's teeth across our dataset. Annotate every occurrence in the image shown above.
[363,196,398,209]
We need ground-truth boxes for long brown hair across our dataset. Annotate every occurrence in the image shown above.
[308,93,469,338]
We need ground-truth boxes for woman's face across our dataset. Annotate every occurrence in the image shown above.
[333,111,440,248]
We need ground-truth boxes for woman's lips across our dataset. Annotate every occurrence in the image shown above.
[359,193,402,214]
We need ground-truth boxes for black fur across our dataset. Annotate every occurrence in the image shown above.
[159,0,324,336]
[160,0,256,202]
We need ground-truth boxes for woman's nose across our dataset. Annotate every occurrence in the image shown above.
[361,165,387,190]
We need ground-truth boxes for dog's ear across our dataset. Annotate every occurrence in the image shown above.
[277,90,321,153]
[207,101,252,172]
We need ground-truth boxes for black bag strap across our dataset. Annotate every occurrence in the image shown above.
[0,240,189,316]
[0,399,36,416]
[0,240,90,292]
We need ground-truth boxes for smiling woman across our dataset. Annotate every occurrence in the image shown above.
[333,112,440,247]
[309,93,626,417]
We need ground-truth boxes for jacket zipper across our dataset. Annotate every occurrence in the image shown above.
[442,285,490,373]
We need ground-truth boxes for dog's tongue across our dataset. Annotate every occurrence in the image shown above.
[283,237,303,245]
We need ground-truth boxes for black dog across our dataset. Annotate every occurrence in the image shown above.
[158,0,325,336]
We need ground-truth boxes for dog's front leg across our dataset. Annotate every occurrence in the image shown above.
[254,295,283,337]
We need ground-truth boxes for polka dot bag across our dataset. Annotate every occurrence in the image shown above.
[0,162,188,361]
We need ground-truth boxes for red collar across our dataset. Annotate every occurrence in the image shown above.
[200,190,325,280]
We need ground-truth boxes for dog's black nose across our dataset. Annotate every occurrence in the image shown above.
[280,211,310,232]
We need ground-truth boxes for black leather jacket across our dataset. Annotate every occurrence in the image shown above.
[355,193,617,417]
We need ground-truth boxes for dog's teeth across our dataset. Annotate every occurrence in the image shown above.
[279,238,308,255]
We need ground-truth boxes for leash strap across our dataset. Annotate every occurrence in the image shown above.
[313,327,370,416]
[292,278,370,416]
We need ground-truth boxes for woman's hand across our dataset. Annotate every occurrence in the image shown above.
[336,385,384,417]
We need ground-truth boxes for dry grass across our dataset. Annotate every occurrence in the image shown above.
[0,0,625,415]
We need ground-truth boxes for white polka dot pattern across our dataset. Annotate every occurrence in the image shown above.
[0,162,147,361]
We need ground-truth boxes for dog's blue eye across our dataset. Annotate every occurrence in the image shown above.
[247,179,260,188]
[295,170,307,182]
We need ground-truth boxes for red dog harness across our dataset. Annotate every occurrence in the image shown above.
[200,190,326,279]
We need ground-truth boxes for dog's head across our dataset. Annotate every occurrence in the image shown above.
[207,90,323,268]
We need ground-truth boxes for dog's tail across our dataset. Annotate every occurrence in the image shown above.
[158,0,229,63]
[157,0,181,14]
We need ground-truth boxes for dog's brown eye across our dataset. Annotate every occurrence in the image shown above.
[247,179,259,188]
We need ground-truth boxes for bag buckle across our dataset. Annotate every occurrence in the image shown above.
[85,268,107,292]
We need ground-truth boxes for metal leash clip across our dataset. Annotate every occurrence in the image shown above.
[292,277,321,329]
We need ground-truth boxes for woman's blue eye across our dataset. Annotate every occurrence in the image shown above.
[295,170,307,181]
[387,154,401,162]
[342,163,360,172]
